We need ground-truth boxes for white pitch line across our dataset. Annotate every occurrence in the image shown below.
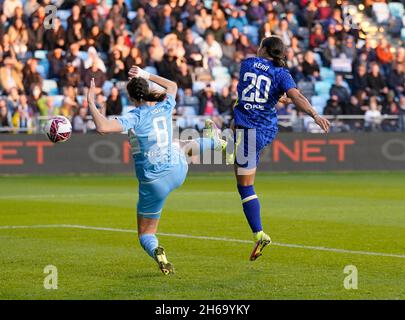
[0,224,404,259]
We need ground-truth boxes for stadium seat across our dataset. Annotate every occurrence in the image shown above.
[212,66,229,79]
[388,2,404,19]
[34,50,48,60]
[192,81,206,93]
[78,51,89,61]
[297,80,315,99]
[42,80,59,95]
[52,95,64,108]
[311,95,328,114]
[125,0,134,11]
[144,66,158,75]
[372,3,390,24]
[401,28,405,42]
[315,81,332,95]
[128,11,137,20]
[77,95,84,106]
[320,67,335,82]
[243,25,259,45]
[102,80,114,96]
[313,52,323,68]
[56,10,71,21]
[212,78,231,92]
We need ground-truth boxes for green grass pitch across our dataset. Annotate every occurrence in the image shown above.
[0,172,404,300]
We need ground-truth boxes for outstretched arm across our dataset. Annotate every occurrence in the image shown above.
[87,78,123,134]
[286,88,330,133]
[128,66,178,97]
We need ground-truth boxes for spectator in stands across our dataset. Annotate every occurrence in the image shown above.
[309,23,325,50]
[375,38,394,75]
[228,9,248,33]
[207,19,227,43]
[73,107,90,133]
[7,17,28,56]
[367,63,388,96]
[236,34,256,56]
[125,47,144,72]
[83,62,106,94]
[108,49,127,81]
[0,99,12,131]
[302,51,320,80]
[215,86,234,116]
[157,47,180,81]
[247,0,266,26]
[324,94,344,116]
[22,58,42,94]
[177,62,193,91]
[0,56,24,94]
[322,36,341,67]
[24,0,39,18]
[27,17,44,52]
[352,64,369,95]
[6,87,20,112]
[134,22,154,51]
[200,32,223,69]
[274,19,293,47]
[67,21,86,49]
[221,33,236,68]
[12,94,32,131]
[48,48,65,79]
[341,36,357,62]
[105,86,123,116]
[3,0,22,19]
[388,63,404,97]
[364,97,382,131]
[145,0,161,30]
[60,60,81,90]
[156,5,176,37]
[330,75,351,104]
[44,18,66,51]
[131,7,153,31]
[194,8,212,35]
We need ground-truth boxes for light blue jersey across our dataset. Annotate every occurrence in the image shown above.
[117,94,188,218]
[117,95,184,182]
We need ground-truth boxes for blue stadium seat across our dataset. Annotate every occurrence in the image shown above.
[313,52,323,68]
[320,67,335,81]
[144,66,158,75]
[77,95,84,106]
[128,11,137,20]
[401,28,405,41]
[243,25,259,45]
[42,80,59,95]
[315,81,332,95]
[125,0,134,11]
[78,51,89,61]
[52,95,64,108]
[212,66,229,79]
[34,50,48,60]
[311,95,328,114]
[36,64,47,78]
[102,80,114,96]
[56,10,71,21]
[388,2,404,19]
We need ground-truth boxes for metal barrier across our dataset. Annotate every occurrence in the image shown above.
[0,114,404,134]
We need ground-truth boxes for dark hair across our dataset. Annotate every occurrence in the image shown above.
[260,36,287,68]
[126,77,166,103]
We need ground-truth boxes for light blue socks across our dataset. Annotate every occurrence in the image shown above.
[139,234,158,258]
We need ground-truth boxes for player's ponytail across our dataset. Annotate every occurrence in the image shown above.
[261,36,287,68]
[126,77,166,103]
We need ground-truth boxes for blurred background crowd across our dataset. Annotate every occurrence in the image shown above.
[0,0,404,134]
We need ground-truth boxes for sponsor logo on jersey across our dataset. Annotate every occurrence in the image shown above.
[243,103,265,110]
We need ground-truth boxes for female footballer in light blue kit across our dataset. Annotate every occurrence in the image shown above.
[87,67,222,275]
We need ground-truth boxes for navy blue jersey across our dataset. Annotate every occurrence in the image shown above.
[234,57,297,130]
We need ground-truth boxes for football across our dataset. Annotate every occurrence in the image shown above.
[44,116,72,143]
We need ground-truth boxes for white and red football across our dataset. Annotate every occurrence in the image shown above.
[44,116,72,143]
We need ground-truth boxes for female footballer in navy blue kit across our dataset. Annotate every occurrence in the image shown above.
[208,36,330,260]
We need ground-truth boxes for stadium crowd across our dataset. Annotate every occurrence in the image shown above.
[0,0,404,134]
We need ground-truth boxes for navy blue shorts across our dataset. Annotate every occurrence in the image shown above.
[234,126,278,169]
